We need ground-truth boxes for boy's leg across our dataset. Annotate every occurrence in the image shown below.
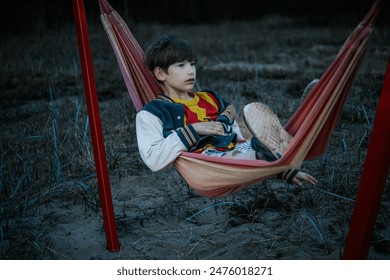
[243,102,292,156]
[243,78,319,154]
[243,102,317,186]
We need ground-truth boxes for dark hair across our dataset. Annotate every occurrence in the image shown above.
[143,35,197,72]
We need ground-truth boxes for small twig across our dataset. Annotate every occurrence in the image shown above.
[342,139,349,160]
[356,131,367,150]
[83,116,89,147]
[185,201,247,222]
[361,104,372,130]
[304,212,325,244]
[318,189,355,202]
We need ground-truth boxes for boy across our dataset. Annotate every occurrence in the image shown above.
[136,35,317,187]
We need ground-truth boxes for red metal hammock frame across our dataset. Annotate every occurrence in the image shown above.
[72,0,388,258]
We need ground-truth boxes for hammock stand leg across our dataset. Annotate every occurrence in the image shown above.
[72,0,119,252]
[342,55,390,259]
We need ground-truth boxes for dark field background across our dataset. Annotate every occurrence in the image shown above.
[2,0,389,36]
[0,0,389,259]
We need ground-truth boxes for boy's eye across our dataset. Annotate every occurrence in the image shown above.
[175,61,196,68]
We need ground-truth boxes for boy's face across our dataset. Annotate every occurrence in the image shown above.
[155,60,196,95]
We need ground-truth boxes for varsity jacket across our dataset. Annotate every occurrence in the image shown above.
[136,90,244,172]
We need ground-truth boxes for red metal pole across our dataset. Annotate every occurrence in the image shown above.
[72,0,119,252]
[342,55,390,259]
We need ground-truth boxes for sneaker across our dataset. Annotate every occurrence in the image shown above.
[243,102,292,155]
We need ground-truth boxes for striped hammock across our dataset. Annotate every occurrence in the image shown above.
[99,0,382,197]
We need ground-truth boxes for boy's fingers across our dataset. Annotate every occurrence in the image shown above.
[293,172,318,186]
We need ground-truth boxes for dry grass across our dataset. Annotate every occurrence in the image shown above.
[0,13,389,259]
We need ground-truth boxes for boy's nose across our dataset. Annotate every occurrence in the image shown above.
[186,64,195,74]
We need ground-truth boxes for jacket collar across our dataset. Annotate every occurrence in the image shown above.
[157,93,175,103]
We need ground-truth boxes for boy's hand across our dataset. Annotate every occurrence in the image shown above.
[191,121,226,136]
[292,171,318,187]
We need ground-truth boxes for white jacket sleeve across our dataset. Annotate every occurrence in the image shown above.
[136,110,188,172]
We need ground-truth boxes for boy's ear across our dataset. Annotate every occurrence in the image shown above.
[153,67,165,82]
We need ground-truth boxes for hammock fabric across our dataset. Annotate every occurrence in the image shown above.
[99,0,382,197]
